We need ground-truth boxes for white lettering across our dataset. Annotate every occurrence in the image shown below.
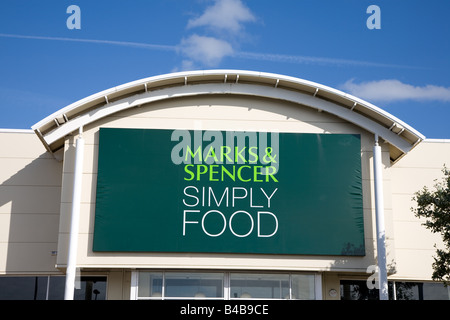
[202,210,227,237]
[250,188,263,208]
[260,188,278,208]
[182,186,279,238]
[66,5,81,30]
[183,210,278,238]
[257,211,279,237]
[183,186,199,207]
[232,187,248,207]
[229,210,254,237]
[366,5,381,30]
[182,210,200,236]
[366,265,380,289]
[208,187,229,207]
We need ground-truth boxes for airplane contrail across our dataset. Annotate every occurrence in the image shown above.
[0,33,176,51]
[0,33,418,69]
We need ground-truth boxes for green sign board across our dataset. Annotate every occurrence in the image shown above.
[93,128,365,256]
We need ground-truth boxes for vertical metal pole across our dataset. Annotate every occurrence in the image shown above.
[314,273,323,300]
[373,135,388,300]
[64,127,84,300]
[130,271,138,300]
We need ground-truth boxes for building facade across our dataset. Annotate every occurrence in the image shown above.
[0,70,449,300]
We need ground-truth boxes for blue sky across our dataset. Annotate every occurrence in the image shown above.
[1,0,449,138]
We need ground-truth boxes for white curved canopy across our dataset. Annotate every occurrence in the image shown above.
[32,70,425,162]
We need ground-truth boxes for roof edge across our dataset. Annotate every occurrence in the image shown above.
[0,128,34,133]
[31,69,426,161]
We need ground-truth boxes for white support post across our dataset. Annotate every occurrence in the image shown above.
[64,127,84,300]
[373,135,389,300]
[314,273,323,300]
[130,271,138,300]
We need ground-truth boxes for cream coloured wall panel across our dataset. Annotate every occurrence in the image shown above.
[76,95,374,146]
[0,214,11,243]
[0,132,63,274]
[1,243,59,274]
[60,173,97,204]
[0,157,62,186]
[394,221,444,250]
[361,150,391,182]
[390,140,450,281]
[0,244,7,272]
[107,270,130,300]
[0,132,50,159]
[58,202,95,234]
[391,167,446,195]
[1,213,59,243]
[0,185,61,214]
[116,96,345,122]
[392,193,420,222]
[361,177,392,211]
[62,143,97,174]
[84,117,349,143]
[391,249,437,280]
[394,141,450,168]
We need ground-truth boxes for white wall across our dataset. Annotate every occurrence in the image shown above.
[0,131,63,274]
[391,140,450,280]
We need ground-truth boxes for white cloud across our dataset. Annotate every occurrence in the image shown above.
[187,0,256,34]
[340,79,450,102]
[179,34,234,67]
[176,0,256,69]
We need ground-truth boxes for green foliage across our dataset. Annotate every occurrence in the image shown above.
[412,166,450,286]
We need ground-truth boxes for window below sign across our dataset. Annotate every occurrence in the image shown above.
[230,273,289,299]
[340,280,450,300]
[0,276,107,300]
[134,271,317,300]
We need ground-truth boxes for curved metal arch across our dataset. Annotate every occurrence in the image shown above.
[31,70,425,161]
